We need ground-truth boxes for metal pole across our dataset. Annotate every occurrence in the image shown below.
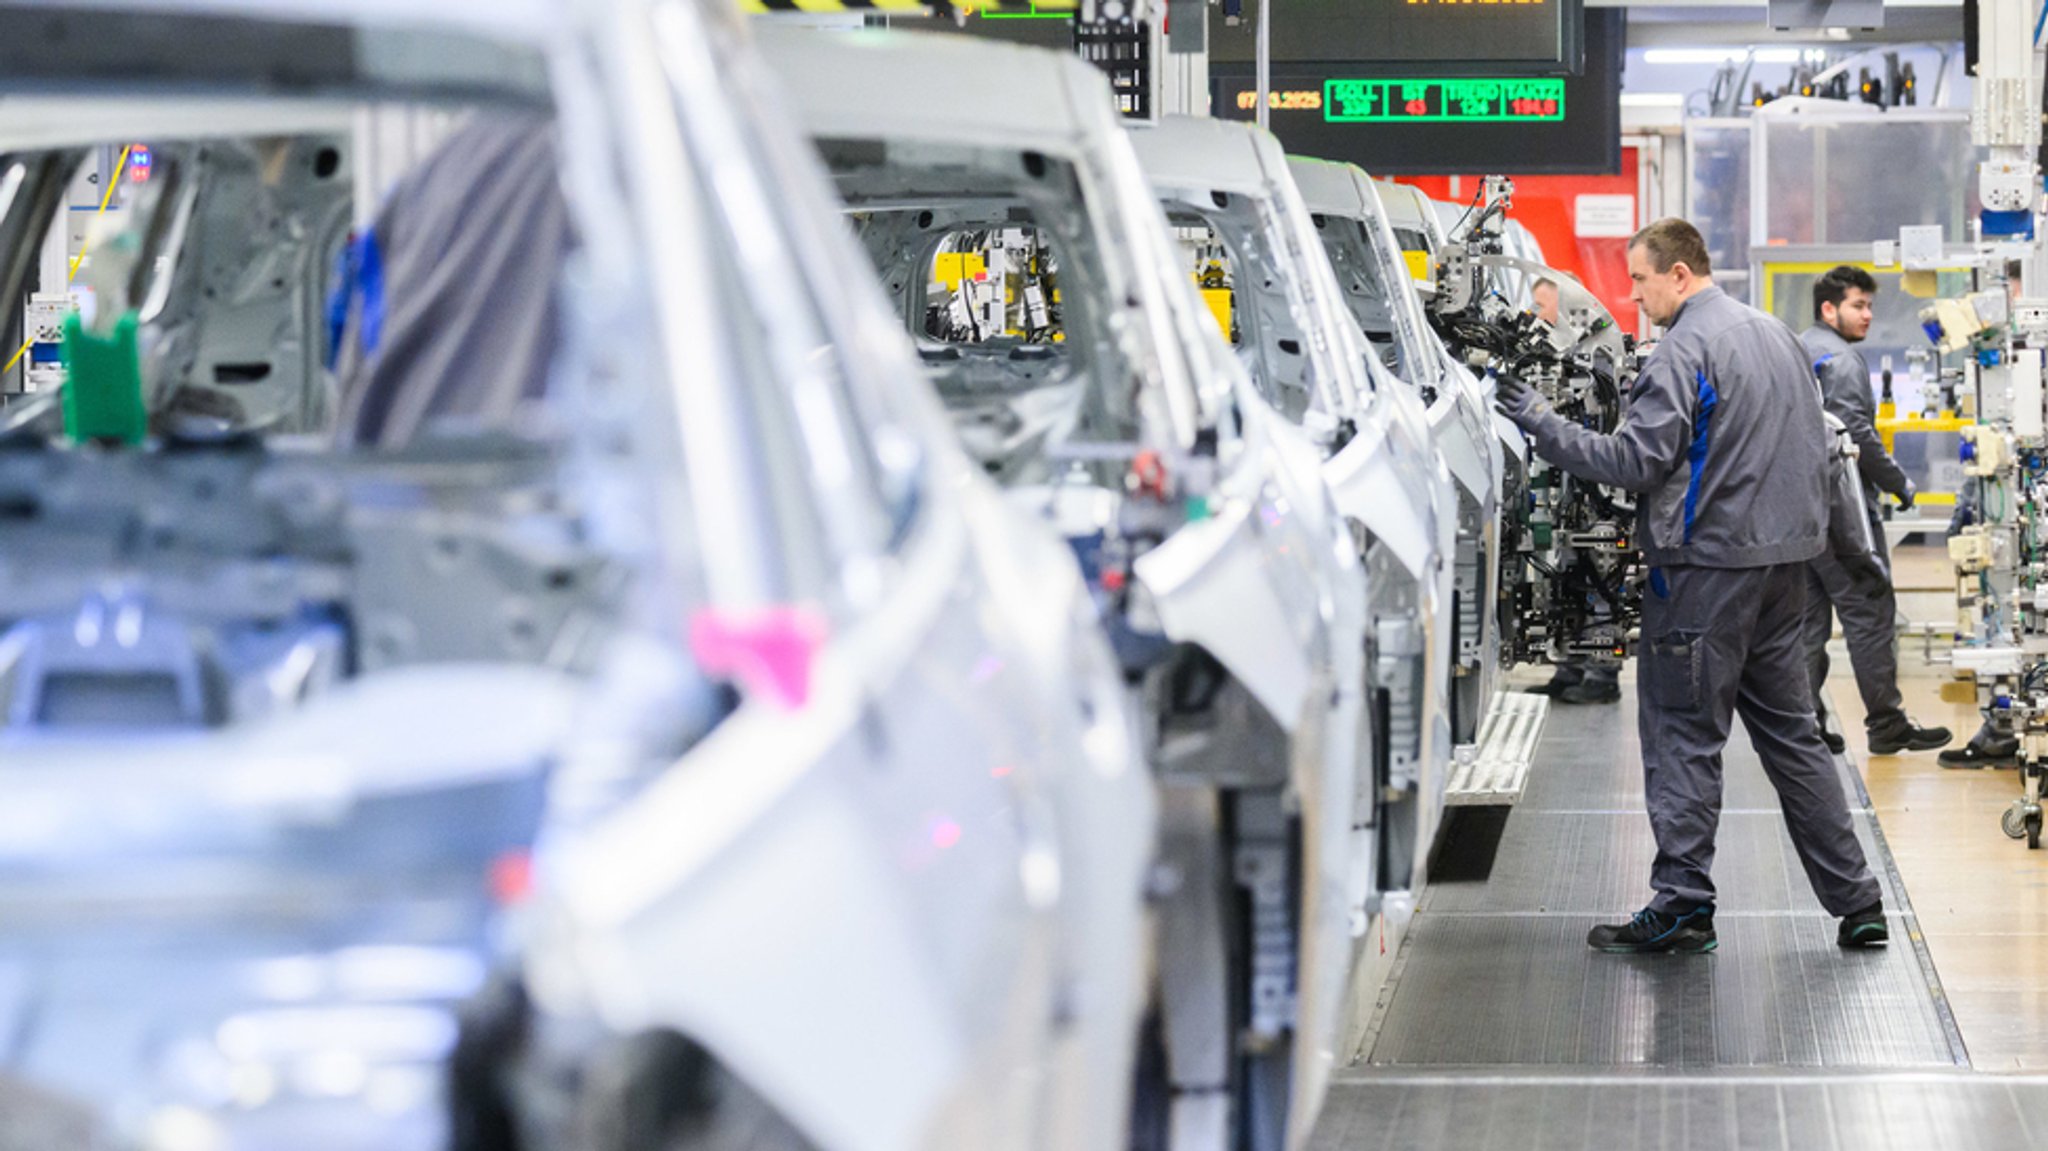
[1255,0,1270,129]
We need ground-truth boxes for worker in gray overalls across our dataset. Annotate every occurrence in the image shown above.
[1800,265,1951,757]
[332,113,568,448]
[1497,219,1890,953]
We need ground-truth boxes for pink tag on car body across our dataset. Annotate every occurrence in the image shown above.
[689,607,828,710]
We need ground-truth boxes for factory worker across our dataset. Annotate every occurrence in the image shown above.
[1497,219,1888,953]
[1799,265,1950,757]
[332,113,569,448]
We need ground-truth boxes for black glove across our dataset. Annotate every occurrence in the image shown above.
[1897,478,1917,512]
[1493,370,1545,425]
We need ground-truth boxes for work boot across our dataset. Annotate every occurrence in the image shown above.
[1866,718,1953,756]
[1818,722,1846,755]
[1587,906,1717,954]
[1556,677,1621,705]
[1527,667,1585,697]
[1939,735,2019,770]
[1838,902,1890,948]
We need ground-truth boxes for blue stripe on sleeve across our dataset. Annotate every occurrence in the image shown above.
[1683,370,1718,543]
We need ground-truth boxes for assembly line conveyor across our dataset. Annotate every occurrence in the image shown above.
[1304,685,2048,1151]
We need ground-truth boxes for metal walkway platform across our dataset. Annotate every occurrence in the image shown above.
[1308,685,2024,1149]
[1444,691,1548,807]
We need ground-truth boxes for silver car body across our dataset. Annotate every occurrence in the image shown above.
[1373,178,1450,284]
[757,26,1373,1150]
[0,4,1157,1151]
[1315,166,1513,740]
[1128,115,1458,933]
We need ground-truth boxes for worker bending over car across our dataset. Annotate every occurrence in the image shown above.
[1496,219,1889,954]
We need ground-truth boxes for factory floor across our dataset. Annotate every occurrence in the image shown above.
[1846,542,2048,1073]
[1308,541,2048,1149]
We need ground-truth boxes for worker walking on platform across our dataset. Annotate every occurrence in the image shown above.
[1799,266,1951,757]
[1497,219,1889,954]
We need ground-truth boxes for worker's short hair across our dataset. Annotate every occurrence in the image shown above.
[1533,276,1559,293]
[1627,218,1713,279]
[1812,264,1879,321]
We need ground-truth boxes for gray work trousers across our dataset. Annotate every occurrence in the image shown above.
[1639,563,1882,917]
[1803,497,1904,733]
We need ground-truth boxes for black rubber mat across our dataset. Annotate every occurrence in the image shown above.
[1512,693,1871,815]
[1423,811,1895,914]
[1311,1072,2048,1151]
[1361,684,1963,1070]
[1365,913,1954,1068]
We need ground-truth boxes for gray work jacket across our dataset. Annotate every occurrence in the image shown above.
[335,114,569,449]
[1800,323,1910,499]
[1512,285,1828,570]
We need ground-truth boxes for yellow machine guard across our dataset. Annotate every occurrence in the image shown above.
[1875,409,1972,507]
[932,253,987,293]
[1200,288,1233,341]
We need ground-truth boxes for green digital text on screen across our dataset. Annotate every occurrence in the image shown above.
[1324,78,1567,123]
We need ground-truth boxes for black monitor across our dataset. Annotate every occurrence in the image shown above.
[1210,0,1587,77]
[1211,8,1623,176]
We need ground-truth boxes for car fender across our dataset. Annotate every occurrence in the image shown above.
[1134,403,1369,1147]
[952,475,1156,1151]
[1324,425,1438,588]
[1133,497,1315,734]
[536,494,1064,1151]
[1428,377,1500,515]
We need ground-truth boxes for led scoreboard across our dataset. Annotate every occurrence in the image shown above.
[1323,78,1567,123]
[1212,8,1623,175]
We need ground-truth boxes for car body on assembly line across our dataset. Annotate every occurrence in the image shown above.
[1306,164,1514,744]
[1128,115,1459,994]
[0,3,1158,1151]
[758,25,1376,1151]
[1370,179,1449,294]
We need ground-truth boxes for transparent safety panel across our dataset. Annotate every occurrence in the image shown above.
[1760,113,1976,248]
[1684,119,1751,305]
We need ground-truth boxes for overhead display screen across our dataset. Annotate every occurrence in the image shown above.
[1212,0,1585,76]
[1212,9,1621,175]
[1323,77,1566,123]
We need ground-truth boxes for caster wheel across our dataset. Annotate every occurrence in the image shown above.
[2030,810,2042,850]
[2004,806,2028,840]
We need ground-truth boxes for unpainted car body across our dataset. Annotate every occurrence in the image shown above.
[1310,165,1513,742]
[1128,116,1458,945]
[757,26,1375,1151]
[520,9,1160,1151]
[1370,179,1449,286]
[0,5,1159,1151]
